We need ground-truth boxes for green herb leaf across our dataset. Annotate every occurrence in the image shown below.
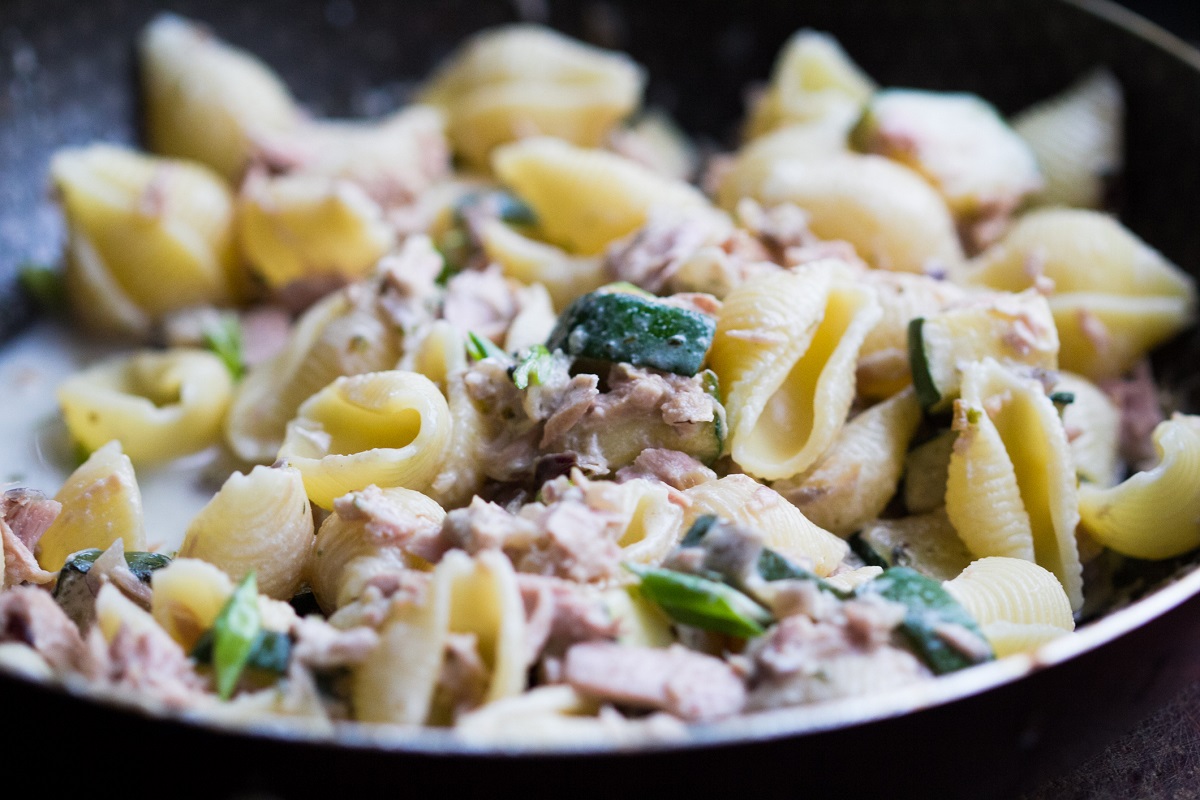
[625,563,772,638]
[756,548,851,599]
[19,263,66,313]
[209,572,262,699]
[855,566,993,675]
[465,331,509,363]
[679,514,719,547]
[511,344,554,390]
[201,313,245,380]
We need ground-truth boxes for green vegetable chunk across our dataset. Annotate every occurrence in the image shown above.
[546,288,716,376]
[465,330,509,363]
[511,344,555,389]
[201,312,245,380]
[207,572,263,700]
[856,566,993,674]
[193,628,292,675]
[756,548,850,599]
[626,563,772,638]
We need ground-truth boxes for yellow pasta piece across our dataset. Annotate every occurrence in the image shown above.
[237,172,395,288]
[140,13,300,180]
[308,486,446,613]
[1078,414,1200,560]
[492,137,710,255]
[774,388,922,536]
[945,359,1083,610]
[52,144,238,337]
[943,557,1074,657]
[754,154,963,273]
[477,218,607,311]
[58,348,233,465]
[710,262,880,480]
[278,370,452,509]
[1053,372,1121,487]
[1050,293,1194,381]
[683,475,847,576]
[36,441,145,572]
[745,29,876,140]
[419,24,645,170]
[94,582,166,643]
[571,476,685,567]
[151,557,236,651]
[178,466,314,600]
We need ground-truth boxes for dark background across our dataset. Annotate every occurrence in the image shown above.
[1123,0,1199,43]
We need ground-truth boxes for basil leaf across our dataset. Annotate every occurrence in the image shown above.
[201,312,245,380]
[210,572,262,699]
[856,566,993,674]
[465,331,509,363]
[625,563,772,638]
[756,548,850,599]
[511,344,554,390]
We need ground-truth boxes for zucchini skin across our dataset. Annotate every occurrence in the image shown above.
[546,291,715,376]
[907,316,941,409]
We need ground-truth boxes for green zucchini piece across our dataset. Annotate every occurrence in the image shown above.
[856,566,993,674]
[193,628,292,676]
[756,548,850,599]
[625,563,772,639]
[679,513,720,547]
[902,429,955,515]
[546,289,716,376]
[54,548,173,629]
[851,511,973,582]
[908,316,941,410]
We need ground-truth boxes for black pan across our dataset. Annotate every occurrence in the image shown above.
[2,1,1199,797]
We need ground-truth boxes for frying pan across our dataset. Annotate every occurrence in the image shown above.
[2,1,1199,797]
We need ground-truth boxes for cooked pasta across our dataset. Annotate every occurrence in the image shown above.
[6,15,1199,748]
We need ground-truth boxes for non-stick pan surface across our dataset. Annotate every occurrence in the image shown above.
[2,1,1200,797]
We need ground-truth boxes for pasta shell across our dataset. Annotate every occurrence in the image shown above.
[943,557,1074,657]
[683,475,847,576]
[744,29,876,140]
[150,557,235,651]
[710,262,881,480]
[774,388,922,536]
[140,14,300,181]
[1053,372,1121,487]
[419,24,645,170]
[52,144,238,336]
[36,441,145,572]
[755,154,964,273]
[58,348,233,465]
[572,477,684,567]
[477,218,607,311]
[178,466,315,600]
[278,370,452,509]
[1049,292,1194,381]
[309,486,446,612]
[237,172,395,289]
[1077,414,1200,560]
[492,137,710,255]
[945,359,1083,610]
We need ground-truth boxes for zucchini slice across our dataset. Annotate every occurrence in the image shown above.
[546,287,716,376]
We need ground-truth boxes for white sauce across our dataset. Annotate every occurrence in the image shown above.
[0,320,216,552]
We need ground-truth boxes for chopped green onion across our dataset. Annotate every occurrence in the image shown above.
[465,331,509,362]
[201,313,245,380]
[679,514,719,547]
[511,344,554,389]
[856,567,993,674]
[625,563,772,638]
[208,572,262,700]
[193,628,292,676]
[756,548,851,599]
[19,263,66,313]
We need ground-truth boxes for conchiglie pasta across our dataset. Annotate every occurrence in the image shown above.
[943,557,1074,657]
[753,154,964,273]
[709,262,881,481]
[150,556,237,651]
[237,172,395,289]
[308,486,446,613]
[396,320,468,392]
[52,144,238,337]
[140,13,300,181]
[36,441,145,572]
[58,348,233,465]
[773,388,922,536]
[744,29,876,140]
[278,370,452,509]
[570,476,684,566]
[1050,293,1194,381]
[944,359,1083,610]
[178,466,314,600]
[352,549,526,725]
[419,24,645,171]
[1053,372,1121,487]
[683,475,847,576]
[492,137,711,255]
[477,218,607,311]
[224,283,404,463]
[1077,414,1200,560]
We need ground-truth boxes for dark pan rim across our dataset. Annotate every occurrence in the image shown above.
[2,0,1200,760]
